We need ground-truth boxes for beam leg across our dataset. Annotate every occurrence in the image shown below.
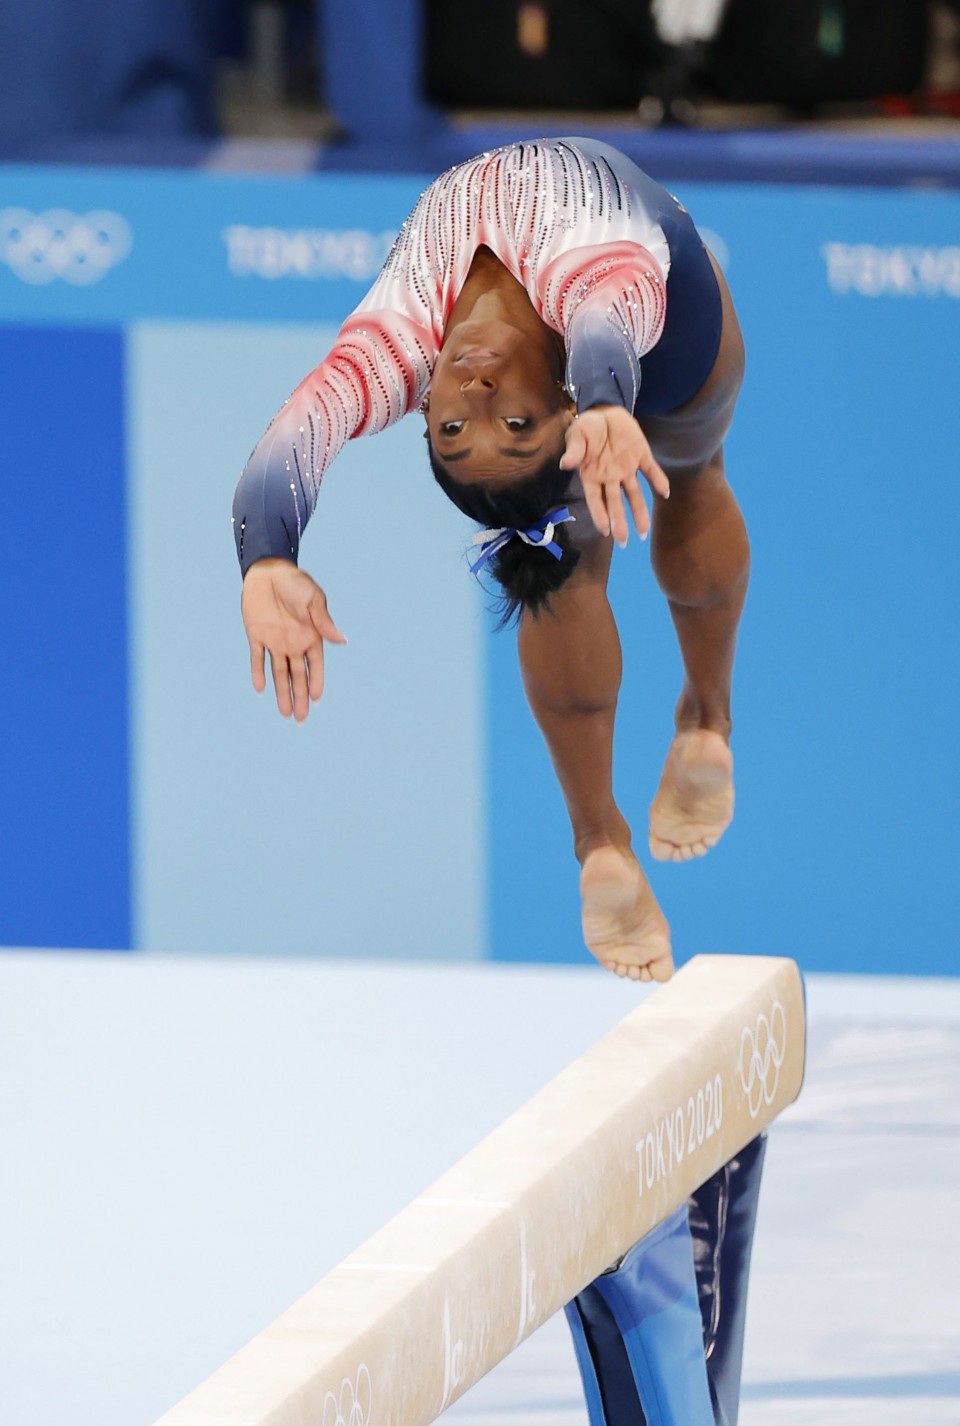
[690,1134,767,1426]
[566,1136,767,1426]
[566,1207,714,1426]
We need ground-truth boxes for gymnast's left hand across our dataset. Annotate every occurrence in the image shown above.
[559,404,670,545]
[241,558,347,722]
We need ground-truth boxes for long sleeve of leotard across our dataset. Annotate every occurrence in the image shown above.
[232,311,433,575]
[233,139,672,575]
[539,239,668,414]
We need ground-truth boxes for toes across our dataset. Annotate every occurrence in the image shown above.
[650,831,716,862]
[601,957,666,982]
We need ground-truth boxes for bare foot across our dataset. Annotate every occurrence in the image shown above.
[648,729,734,862]
[580,846,674,981]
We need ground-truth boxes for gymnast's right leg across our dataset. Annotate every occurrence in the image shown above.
[517,536,673,981]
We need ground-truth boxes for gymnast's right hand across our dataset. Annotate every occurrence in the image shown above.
[240,558,347,722]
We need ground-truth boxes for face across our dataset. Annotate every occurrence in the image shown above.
[425,318,574,482]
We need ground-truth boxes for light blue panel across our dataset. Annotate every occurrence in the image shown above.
[127,323,486,959]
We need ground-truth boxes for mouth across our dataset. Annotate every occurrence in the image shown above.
[452,347,500,363]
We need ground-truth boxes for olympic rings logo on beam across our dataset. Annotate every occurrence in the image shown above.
[738,1001,786,1118]
[322,1363,372,1426]
[0,208,133,285]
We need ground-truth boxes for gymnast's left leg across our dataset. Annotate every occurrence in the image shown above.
[643,252,748,863]
[517,536,673,981]
[647,449,749,861]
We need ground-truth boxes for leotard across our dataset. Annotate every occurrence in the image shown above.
[233,137,722,574]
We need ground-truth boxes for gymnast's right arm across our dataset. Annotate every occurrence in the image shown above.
[233,314,431,722]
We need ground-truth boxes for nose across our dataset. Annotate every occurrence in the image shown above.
[459,374,497,394]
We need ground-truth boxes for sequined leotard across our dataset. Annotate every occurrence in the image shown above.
[233,137,722,574]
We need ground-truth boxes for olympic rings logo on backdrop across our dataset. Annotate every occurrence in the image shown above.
[0,208,133,285]
[738,1002,786,1118]
[322,1364,372,1426]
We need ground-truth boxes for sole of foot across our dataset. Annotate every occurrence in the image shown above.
[580,846,674,982]
[649,729,734,863]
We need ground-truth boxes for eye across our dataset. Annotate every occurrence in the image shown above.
[504,417,531,431]
[439,420,464,436]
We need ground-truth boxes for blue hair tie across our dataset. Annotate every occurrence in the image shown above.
[469,506,575,575]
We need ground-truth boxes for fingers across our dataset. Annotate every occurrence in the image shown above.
[268,641,328,722]
[307,589,347,645]
[270,651,294,719]
[559,422,587,471]
[642,451,671,501]
[566,409,666,542]
[249,641,266,694]
[268,653,311,722]
[307,638,325,704]
[244,565,346,720]
[583,479,612,538]
[605,483,630,548]
[289,654,310,723]
[623,473,651,540]
[607,459,671,543]
[590,476,648,546]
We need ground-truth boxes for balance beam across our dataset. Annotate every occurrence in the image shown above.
[155,953,805,1426]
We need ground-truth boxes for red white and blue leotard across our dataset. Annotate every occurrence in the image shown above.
[233,137,722,574]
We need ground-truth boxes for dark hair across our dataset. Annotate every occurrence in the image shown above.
[429,442,581,625]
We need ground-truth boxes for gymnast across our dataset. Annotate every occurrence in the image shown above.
[233,137,748,984]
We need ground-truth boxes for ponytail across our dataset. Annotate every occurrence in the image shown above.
[428,445,581,624]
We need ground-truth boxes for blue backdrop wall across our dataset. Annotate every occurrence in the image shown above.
[1,165,957,975]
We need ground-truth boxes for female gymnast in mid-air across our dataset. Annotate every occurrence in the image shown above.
[233,137,748,984]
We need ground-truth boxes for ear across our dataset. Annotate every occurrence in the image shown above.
[556,382,576,416]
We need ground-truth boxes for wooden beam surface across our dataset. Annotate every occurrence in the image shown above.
[155,953,805,1426]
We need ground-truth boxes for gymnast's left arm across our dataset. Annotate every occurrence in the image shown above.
[547,244,671,543]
